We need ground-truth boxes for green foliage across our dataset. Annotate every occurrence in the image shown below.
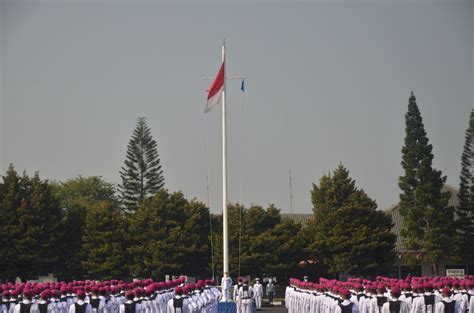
[52,176,117,205]
[180,200,213,277]
[398,92,455,272]
[306,164,396,276]
[81,201,128,280]
[213,204,304,282]
[50,176,118,280]
[127,190,210,279]
[250,218,304,282]
[119,117,165,211]
[0,165,64,280]
[0,165,24,281]
[458,109,474,262]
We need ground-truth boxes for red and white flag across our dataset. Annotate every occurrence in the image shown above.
[205,62,225,113]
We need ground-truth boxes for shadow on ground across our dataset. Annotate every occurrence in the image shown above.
[258,304,288,312]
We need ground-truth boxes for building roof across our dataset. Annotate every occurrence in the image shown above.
[382,184,459,253]
[281,213,312,227]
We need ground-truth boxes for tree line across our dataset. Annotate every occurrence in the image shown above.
[0,93,473,281]
[0,167,314,282]
[0,164,392,282]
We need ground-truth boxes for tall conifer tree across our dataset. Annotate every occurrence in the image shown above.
[307,164,395,276]
[398,92,455,274]
[119,117,164,211]
[458,109,474,262]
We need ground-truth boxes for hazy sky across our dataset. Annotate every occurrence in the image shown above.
[1,0,472,213]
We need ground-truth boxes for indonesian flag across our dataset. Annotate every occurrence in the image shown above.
[205,62,225,113]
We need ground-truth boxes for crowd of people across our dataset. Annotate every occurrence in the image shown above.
[0,278,220,313]
[286,275,474,313]
[220,272,275,312]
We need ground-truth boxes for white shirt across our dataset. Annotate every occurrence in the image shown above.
[335,299,359,313]
[238,286,254,300]
[253,283,263,297]
[410,293,440,313]
[14,300,38,313]
[119,301,141,313]
[382,299,409,313]
[166,297,188,313]
[221,277,232,290]
[68,301,92,313]
[435,297,462,313]
[468,293,474,313]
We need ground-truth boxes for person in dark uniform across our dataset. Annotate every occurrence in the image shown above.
[266,279,275,306]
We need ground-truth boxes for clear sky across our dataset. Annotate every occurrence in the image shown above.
[1,0,472,213]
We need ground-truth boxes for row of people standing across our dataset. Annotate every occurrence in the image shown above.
[0,278,220,313]
[286,277,474,313]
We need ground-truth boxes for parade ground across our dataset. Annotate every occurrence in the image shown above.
[259,305,287,313]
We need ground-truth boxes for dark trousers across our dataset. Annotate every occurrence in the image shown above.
[268,292,274,304]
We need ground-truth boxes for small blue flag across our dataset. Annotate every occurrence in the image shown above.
[240,80,245,92]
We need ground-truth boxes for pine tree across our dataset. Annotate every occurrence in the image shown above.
[119,117,164,211]
[307,164,396,276]
[458,109,474,262]
[81,201,128,280]
[398,92,455,274]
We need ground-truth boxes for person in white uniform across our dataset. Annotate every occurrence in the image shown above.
[410,283,440,313]
[335,288,359,313]
[220,273,232,302]
[120,291,142,313]
[253,279,263,311]
[166,287,187,313]
[13,289,38,313]
[1,291,11,313]
[382,287,409,313]
[238,280,254,313]
[435,288,461,313]
[68,291,92,313]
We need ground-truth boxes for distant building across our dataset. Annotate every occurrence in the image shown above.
[383,184,473,277]
[281,213,312,227]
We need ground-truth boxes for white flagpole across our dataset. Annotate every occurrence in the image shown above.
[221,40,229,276]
